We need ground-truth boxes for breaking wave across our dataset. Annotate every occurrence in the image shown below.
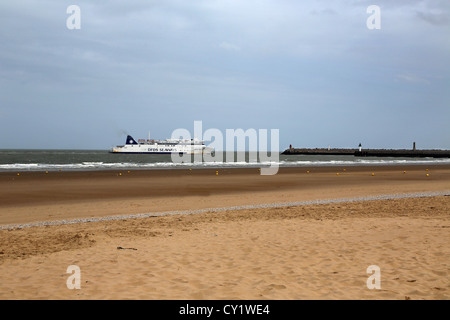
[1,158,450,172]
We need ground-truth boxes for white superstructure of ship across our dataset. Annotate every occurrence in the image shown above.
[111,135,214,154]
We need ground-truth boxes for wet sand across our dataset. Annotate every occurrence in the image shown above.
[1,165,449,226]
[0,165,449,299]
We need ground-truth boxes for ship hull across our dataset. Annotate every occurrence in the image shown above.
[110,150,206,154]
[110,151,179,154]
[111,134,214,155]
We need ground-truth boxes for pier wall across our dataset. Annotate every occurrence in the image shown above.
[282,148,450,158]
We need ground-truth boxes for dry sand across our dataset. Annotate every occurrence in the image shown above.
[0,165,449,300]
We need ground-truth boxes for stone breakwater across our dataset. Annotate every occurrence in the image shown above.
[282,148,450,158]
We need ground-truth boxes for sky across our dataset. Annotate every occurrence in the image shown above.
[0,0,449,150]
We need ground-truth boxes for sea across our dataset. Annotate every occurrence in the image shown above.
[1,149,450,172]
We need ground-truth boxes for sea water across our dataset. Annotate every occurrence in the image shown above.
[1,149,449,172]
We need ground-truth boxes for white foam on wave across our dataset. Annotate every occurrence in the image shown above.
[1,157,450,172]
[279,158,450,167]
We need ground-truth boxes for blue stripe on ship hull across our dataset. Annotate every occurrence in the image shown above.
[110,152,186,154]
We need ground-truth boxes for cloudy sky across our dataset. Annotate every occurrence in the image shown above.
[0,0,449,150]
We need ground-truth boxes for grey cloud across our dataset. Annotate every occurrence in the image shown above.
[416,11,449,26]
[0,1,449,149]
[310,8,337,15]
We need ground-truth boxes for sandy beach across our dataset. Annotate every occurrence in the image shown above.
[0,164,449,300]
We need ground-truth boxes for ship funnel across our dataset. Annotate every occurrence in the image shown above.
[126,135,138,145]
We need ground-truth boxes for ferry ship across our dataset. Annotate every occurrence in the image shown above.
[111,135,214,154]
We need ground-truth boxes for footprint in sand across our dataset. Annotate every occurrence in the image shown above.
[266,284,286,290]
